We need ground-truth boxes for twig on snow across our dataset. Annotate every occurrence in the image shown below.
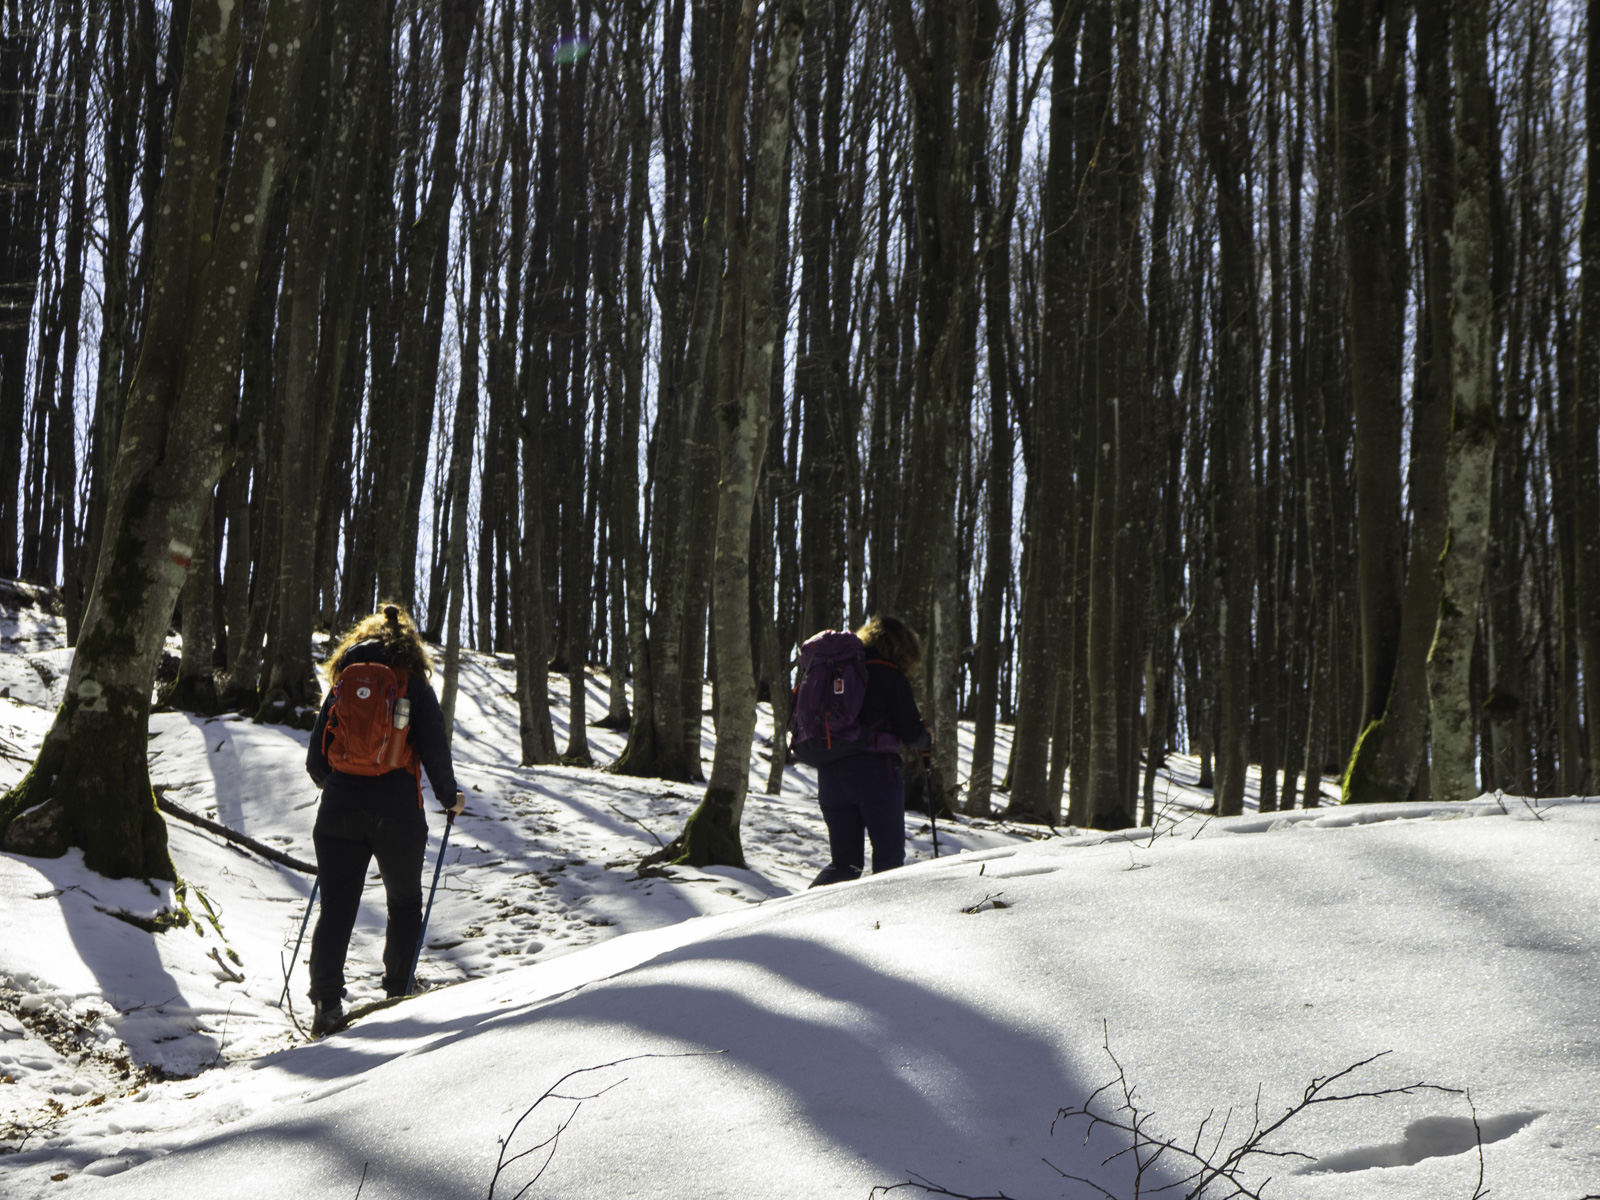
[606,802,665,848]
[209,947,245,983]
[868,1174,1020,1199]
[960,892,1008,914]
[487,1052,724,1200]
[1047,1021,1468,1199]
[1466,1091,1490,1200]
[206,1000,236,1069]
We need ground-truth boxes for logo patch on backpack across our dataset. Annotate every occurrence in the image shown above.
[323,662,415,777]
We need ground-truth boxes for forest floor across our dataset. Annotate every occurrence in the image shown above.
[0,594,1595,1199]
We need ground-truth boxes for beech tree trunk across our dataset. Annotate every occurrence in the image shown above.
[1200,0,1257,818]
[1574,0,1600,791]
[1004,0,1077,825]
[886,0,1003,819]
[1340,0,1450,806]
[1331,0,1414,805]
[440,187,489,740]
[1427,0,1496,804]
[373,0,477,606]
[0,0,315,879]
[662,0,805,868]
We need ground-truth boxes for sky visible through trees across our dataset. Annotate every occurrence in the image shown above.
[0,0,1596,875]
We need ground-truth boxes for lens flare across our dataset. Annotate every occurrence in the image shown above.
[551,36,589,65]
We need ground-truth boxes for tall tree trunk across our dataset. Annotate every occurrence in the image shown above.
[1332,0,1415,803]
[1426,0,1496,804]
[886,0,1004,819]
[439,223,485,741]
[968,159,1017,818]
[662,0,804,867]
[1200,0,1256,818]
[1573,0,1600,792]
[1005,0,1077,825]
[0,0,316,877]
[373,0,477,606]
[0,19,43,579]
[47,0,97,601]
[616,0,650,743]
[557,11,594,766]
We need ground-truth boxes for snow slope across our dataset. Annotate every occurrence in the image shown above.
[1,598,1597,1198]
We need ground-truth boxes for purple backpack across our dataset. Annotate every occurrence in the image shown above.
[788,630,899,766]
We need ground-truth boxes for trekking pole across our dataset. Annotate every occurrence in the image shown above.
[408,811,455,996]
[277,877,319,1009]
[922,750,939,859]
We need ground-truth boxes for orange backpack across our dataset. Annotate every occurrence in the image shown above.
[323,662,419,781]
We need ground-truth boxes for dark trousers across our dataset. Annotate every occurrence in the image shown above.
[811,753,905,887]
[308,805,427,1003]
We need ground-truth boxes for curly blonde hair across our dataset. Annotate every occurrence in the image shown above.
[855,614,923,675]
[324,604,433,684]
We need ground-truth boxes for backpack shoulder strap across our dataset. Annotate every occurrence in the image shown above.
[865,658,898,670]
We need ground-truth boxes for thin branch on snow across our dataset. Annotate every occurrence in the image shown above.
[1466,1092,1490,1200]
[1050,1024,1469,1199]
[606,801,666,847]
[868,1173,1021,1199]
[486,1052,725,1200]
[877,1023,1484,1200]
[960,892,1008,914]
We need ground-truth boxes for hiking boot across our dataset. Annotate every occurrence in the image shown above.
[310,998,344,1038]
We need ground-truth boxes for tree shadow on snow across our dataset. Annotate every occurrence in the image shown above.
[12,853,221,1075]
[391,927,1159,1196]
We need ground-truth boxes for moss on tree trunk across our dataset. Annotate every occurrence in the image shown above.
[1,681,173,880]
[651,786,747,870]
[1341,719,1415,805]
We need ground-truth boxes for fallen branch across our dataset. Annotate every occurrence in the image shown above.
[877,1026,1484,1200]
[208,947,244,983]
[156,789,317,875]
[488,1052,725,1200]
[961,892,1008,915]
[1051,1024,1467,1199]
[606,801,666,848]
[1465,1092,1489,1200]
[869,1175,1020,1199]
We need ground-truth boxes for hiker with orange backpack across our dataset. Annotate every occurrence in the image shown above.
[790,615,930,888]
[304,605,464,1035]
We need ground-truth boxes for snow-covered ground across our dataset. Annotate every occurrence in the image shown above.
[0,594,1596,1198]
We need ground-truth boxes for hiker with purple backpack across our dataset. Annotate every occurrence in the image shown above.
[789,616,930,888]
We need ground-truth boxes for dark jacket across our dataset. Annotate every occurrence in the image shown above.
[307,640,459,813]
[859,660,930,753]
